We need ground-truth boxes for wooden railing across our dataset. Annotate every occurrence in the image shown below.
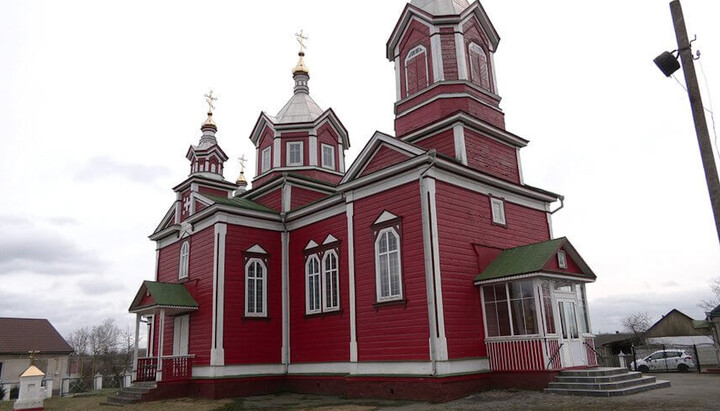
[135,355,194,382]
[486,337,565,371]
[161,355,194,381]
[136,357,158,382]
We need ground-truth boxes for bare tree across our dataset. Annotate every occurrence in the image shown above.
[622,312,652,339]
[66,319,132,377]
[699,277,720,312]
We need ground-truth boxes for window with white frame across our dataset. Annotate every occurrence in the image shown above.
[245,258,267,316]
[375,228,402,301]
[261,146,271,173]
[404,45,428,97]
[287,141,303,166]
[323,251,339,311]
[306,256,321,314]
[490,197,506,226]
[557,250,567,269]
[178,241,190,279]
[321,144,335,170]
[483,280,538,337]
[468,42,491,91]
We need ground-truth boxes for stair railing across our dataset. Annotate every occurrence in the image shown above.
[546,342,564,369]
[583,340,603,365]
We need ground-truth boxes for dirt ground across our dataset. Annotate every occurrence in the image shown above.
[1,372,718,410]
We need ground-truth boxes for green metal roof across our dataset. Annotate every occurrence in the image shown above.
[473,237,595,283]
[204,194,278,214]
[129,281,198,312]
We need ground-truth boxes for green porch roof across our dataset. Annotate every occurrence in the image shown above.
[129,281,198,313]
[474,237,596,283]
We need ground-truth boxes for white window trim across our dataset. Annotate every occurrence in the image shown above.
[305,256,321,315]
[375,227,403,302]
[245,258,267,317]
[179,241,190,279]
[322,250,340,312]
[468,42,490,90]
[490,197,506,225]
[321,143,335,170]
[286,141,304,167]
[557,250,568,269]
[404,45,429,96]
[261,146,272,173]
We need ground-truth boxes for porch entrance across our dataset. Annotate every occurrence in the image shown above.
[557,299,586,367]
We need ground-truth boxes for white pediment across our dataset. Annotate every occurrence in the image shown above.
[323,234,338,245]
[246,244,268,254]
[305,240,319,250]
[373,211,398,225]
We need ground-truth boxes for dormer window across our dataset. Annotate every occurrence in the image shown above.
[468,43,491,91]
[287,141,303,166]
[557,250,567,269]
[261,147,272,173]
[404,45,428,97]
[321,144,335,170]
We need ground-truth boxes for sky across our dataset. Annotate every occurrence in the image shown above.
[1,0,720,342]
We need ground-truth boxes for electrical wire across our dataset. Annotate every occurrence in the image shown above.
[699,58,720,161]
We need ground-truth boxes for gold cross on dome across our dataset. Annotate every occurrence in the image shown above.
[238,155,247,173]
[28,349,40,365]
[295,30,308,53]
[204,90,218,113]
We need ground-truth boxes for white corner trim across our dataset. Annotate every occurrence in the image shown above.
[323,234,338,244]
[282,231,290,370]
[395,56,402,101]
[282,184,292,213]
[426,178,448,360]
[516,147,524,185]
[420,177,439,363]
[305,240,319,250]
[430,27,444,82]
[246,244,268,254]
[346,202,358,362]
[490,52,499,94]
[547,212,554,239]
[453,124,467,165]
[309,135,318,167]
[455,31,468,80]
[211,223,227,366]
[373,210,398,225]
[273,137,282,168]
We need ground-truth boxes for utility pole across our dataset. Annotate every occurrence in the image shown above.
[670,0,720,247]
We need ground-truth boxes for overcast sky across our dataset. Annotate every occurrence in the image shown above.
[1,0,719,341]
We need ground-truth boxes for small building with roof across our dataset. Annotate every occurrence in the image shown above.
[0,318,73,392]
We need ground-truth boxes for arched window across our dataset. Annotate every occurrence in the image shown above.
[375,228,402,301]
[404,45,428,97]
[306,256,321,314]
[245,258,267,317]
[468,43,491,91]
[323,251,339,311]
[178,241,190,279]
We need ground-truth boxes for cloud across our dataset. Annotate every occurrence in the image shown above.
[75,156,172,184]
[0,216,102,276]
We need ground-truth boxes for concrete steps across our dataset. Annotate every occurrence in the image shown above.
[102,382,157,406]
[544,367,670,397]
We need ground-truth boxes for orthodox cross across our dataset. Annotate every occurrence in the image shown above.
[295,30,308,53]
[28,349,39,365]
[204,90,218,113]
[238,155,247,173]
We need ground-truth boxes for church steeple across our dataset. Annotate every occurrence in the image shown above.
[292,30,310,95]
[186,91,230,180]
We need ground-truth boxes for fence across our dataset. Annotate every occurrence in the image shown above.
[600,343,718,373]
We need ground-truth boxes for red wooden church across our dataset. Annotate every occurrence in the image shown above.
[129,0,598,401]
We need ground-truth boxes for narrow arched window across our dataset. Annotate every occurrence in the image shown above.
[375,228,402,301]
[306,256,321,314]
[404,45,428,97]
[245,258,267,316]
[323,251,339,311]
[178,241,190,279]
[468,43,490,90]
